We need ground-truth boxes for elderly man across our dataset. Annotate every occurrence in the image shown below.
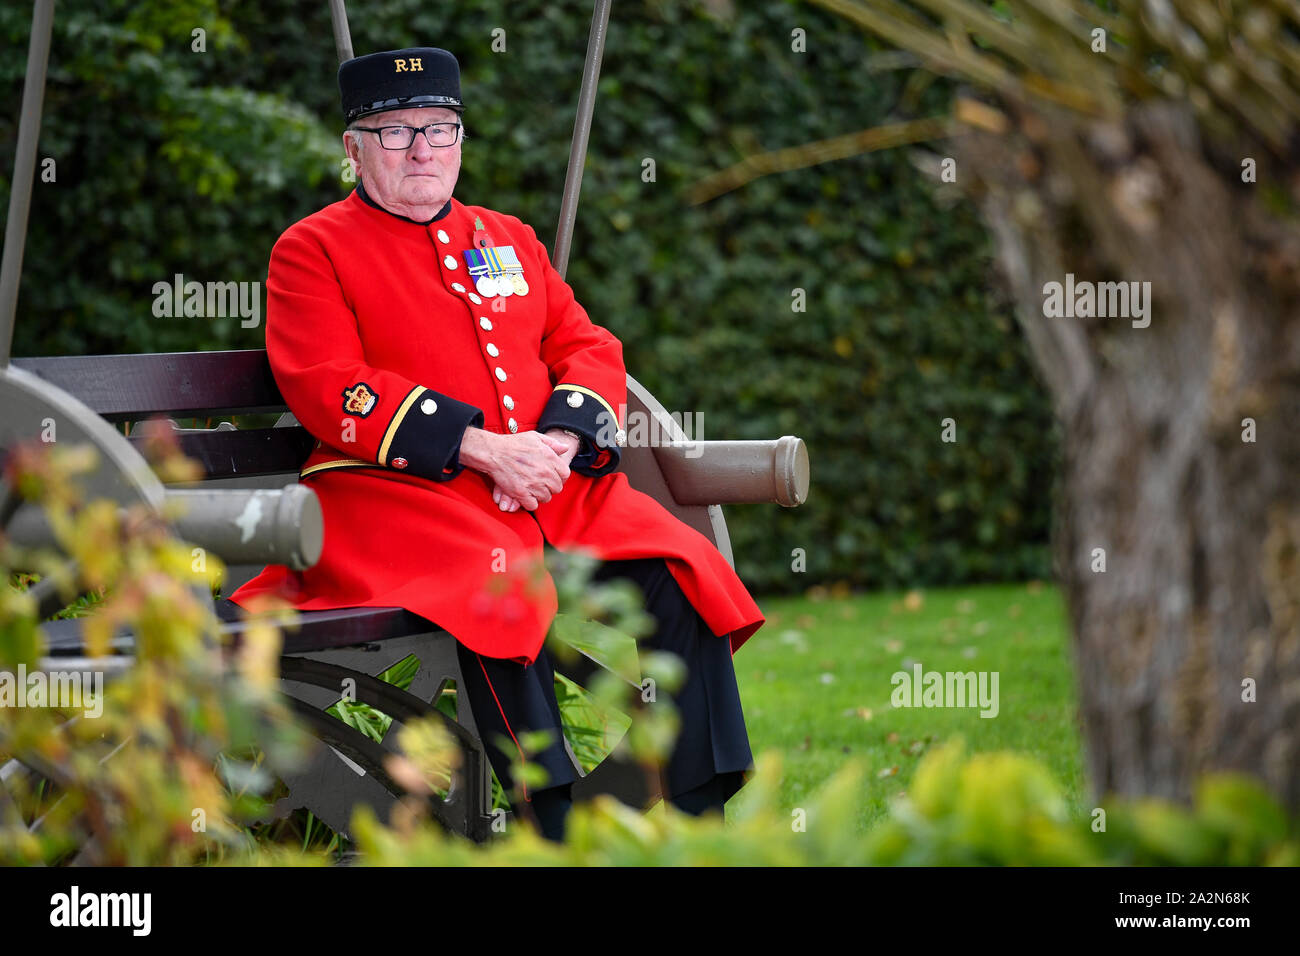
[229,47,765,841]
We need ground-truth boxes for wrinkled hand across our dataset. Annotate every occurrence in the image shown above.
[459,426,580,512]
[493,429,581,512]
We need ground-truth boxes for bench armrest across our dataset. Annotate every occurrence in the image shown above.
[652,435,809,507]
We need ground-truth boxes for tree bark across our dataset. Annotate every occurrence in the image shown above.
[956,100,1300,811]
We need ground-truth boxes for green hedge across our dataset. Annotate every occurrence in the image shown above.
[1,0,1058,592]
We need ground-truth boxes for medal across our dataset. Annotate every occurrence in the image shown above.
[463,247,498,297]
[491,245,527,297]
[461,229,529,300]
[465,218,503,297]
[480,243,512,297]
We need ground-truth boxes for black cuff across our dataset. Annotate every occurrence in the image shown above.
[537,386,623,477]
[382,386,484,481]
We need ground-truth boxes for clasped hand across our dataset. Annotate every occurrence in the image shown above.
[459,426,580,512]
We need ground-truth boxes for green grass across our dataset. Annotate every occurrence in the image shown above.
[726,580,1088,830]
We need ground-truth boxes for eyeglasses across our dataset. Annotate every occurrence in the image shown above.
[351,123,462,149]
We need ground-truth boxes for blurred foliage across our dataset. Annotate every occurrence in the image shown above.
[0,439,317,865]
[815,0,1300,160]
[0,450,1292,864]
[0,0,1058,592]
[352,735,1300,865]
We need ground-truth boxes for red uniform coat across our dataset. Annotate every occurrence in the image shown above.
[229,188,765,665]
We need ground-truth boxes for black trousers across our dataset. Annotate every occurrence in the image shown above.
[453,557,753,810]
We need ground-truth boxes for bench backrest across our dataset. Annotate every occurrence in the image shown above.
[12,349,735,575]
[13,350,314,479]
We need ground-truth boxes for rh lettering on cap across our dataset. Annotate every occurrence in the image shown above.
[394,58,424,72]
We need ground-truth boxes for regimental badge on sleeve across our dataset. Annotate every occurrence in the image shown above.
[342,381,379,417]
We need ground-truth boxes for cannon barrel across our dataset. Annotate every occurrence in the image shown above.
[166,486,323,570]
[8,485,323,571]
[651,435,809,507]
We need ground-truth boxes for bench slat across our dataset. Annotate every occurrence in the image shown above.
[127,427,317,478]
[12,350,285,420]
[42,602,440,657]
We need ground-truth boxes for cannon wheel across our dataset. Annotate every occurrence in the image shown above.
[0,364,164,619]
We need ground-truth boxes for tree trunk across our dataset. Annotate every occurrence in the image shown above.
[957,100,1300,811]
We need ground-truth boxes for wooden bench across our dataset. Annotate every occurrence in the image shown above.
[0,349,808,843]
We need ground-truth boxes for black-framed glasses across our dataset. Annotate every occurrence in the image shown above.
[352,123,462,150]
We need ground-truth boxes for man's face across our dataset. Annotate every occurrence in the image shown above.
[345,105,462,213]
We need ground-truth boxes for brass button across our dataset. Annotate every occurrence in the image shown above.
[566,391,584,408]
